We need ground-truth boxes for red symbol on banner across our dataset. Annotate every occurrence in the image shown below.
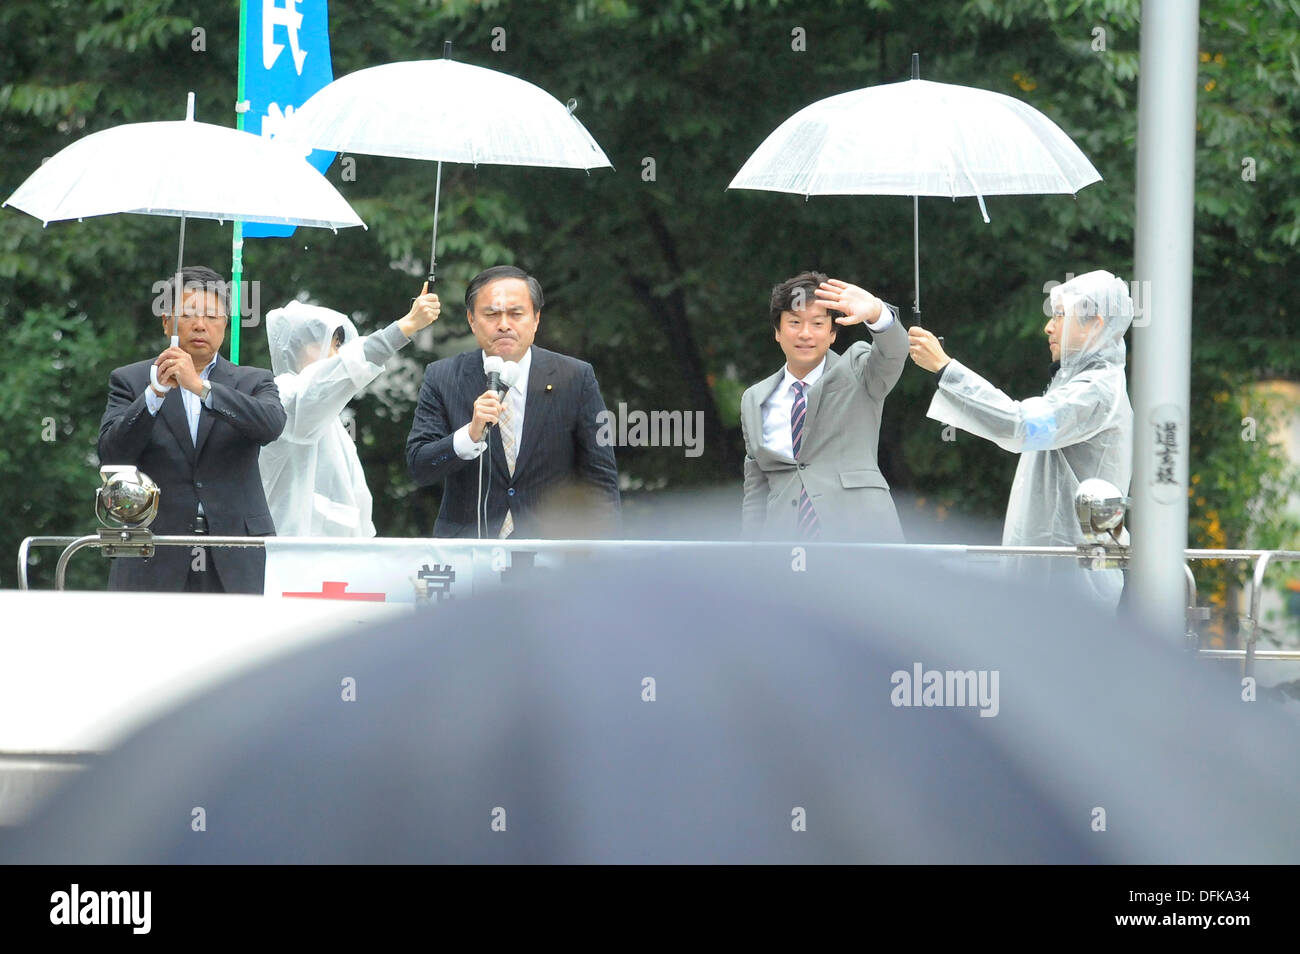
[282,581,387,602]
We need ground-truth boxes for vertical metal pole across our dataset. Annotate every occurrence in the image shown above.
[429,159,443,285]
[174,214,186,347]
[428,39,453,286]
[1130,0,1199,639]
[230,0,249,365]
[913,195,920,320]
[911,52,921,320]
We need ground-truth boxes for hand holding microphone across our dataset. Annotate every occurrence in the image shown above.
[470,357,521,442]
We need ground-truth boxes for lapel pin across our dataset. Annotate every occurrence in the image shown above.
[545,384,553,392]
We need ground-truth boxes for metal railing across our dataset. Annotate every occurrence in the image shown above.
[17,533,1300,677]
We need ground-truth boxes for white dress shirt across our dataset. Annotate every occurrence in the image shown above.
[761,359,827,460]
[453,347,532,461]
[760,305,896,458]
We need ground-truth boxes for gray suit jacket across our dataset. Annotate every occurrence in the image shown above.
[740,317,908,542]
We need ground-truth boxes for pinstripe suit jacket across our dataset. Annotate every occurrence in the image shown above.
[406,347,621,538]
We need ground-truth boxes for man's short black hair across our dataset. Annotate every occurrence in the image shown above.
[465,265,544,314]
[769,270,841,331]
[159,265,230,317]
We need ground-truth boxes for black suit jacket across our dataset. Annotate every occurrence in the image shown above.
[97,355,287,593]
[406,347,621,538]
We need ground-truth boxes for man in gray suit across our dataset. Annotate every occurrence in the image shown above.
[741,271,908,542]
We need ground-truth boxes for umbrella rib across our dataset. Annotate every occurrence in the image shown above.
[1038,121,1090,192]
[45,161,94,223]
[941,91,990,221]
[803,117,838,198]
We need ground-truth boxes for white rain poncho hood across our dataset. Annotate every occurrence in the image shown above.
[260,301,388,537]
[926,270,1134,608]
[268,300,360,377]
[1050,269,1133,374]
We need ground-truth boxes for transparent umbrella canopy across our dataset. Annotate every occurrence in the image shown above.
[279,43,613,285]
[729,56,1101,319]
[4,92,365,374]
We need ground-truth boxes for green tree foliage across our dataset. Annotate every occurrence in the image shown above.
[2,0,1296,603]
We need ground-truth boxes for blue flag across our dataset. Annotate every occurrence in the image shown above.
[242,0,335,238]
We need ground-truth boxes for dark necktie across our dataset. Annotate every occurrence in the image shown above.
[791,380,820,539]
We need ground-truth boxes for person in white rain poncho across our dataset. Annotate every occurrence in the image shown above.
[906,270,1134,609]
[261,291,440,536]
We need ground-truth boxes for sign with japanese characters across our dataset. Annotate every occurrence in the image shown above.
[1149,403,1187,504]
[241,0,335,237]
[263,539,568,605]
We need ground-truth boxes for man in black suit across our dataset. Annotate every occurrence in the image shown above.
[406,265,620,538]
[98,266,287,592]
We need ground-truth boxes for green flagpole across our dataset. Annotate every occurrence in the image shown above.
[230,0,248,365]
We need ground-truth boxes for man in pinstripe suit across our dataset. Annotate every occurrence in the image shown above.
[406,266,621,539]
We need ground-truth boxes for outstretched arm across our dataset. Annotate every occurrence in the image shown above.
[924,358,1124,454]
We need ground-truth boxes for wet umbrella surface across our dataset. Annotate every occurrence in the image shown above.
[6,546,1297,864]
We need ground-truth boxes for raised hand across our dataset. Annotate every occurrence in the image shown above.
[154,346,202,394]
[400,281,442,338]
[814,278,884,326]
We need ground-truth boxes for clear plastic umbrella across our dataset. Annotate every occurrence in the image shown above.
[4,92,365,376]
[4,95,365,231]
[729,55,1101,319]
[279,43,613,285]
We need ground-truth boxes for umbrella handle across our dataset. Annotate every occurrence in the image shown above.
[149,365,172,392]
[149,335,182,392]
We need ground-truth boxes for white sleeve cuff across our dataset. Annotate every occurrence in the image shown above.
[453,423,487,460]
[144,387,165,415]
[865,301,897,332]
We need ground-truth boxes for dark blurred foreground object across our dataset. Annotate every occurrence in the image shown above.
[5,546,1299,863]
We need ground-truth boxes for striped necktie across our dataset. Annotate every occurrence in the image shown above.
[791,380,820,538]
[498,398,517,539]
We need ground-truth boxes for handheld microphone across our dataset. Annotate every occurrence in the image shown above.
[484,355,506,397]
[483,356,508,433]
[500,359,522,391]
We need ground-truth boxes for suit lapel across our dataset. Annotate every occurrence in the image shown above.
[460,348,485,403]
[749,367,795,466]
[748,368,789,460]
[159,384,196,465]
[804,350,839,443]
[193,355,229,460]
[513,348,554,480]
